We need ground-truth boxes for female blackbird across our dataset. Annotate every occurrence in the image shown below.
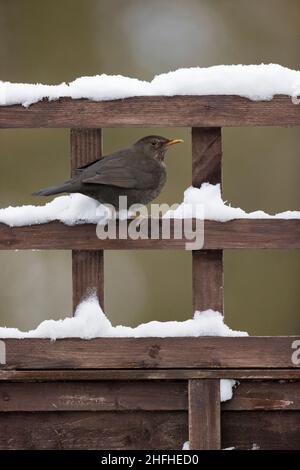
[33,135,183,208]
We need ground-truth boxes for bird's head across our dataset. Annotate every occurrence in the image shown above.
[134,135,183,162]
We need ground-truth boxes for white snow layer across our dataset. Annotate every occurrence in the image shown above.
[0,294,247,339]
[0,194,108,227]
[1,64,299,107]
[0,295,242,403]
[163,183,300,221]
[0,183,299,227]
[183,442,235,450]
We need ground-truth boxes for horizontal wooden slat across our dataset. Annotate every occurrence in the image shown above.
[1,380,298,412]
[0,409,298,450]
[5,381,154,412]
[1,369,300,381]
[0,96,299,128]
[222,411,300,450]
[0,219,299,250]
[0,381,187,412]
[223,381,300,411]
[0,411,186,450]
[1,337,299,369]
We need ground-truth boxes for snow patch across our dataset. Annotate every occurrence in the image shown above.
[1,64,299,107]
[0,294,247,339]
[183,442,236,450]
[0,295,244,404]
[163,183,300,221]
[220,379,237,402]
[0,194,108,227]
[0,183,299,227]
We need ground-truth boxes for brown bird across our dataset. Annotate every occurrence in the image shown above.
[33,135,183,208]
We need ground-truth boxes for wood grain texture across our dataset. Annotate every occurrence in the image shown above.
[1,337,299,369]
[1,369,300,381]
[70,128,102,174]
[223,380,300,411]
[72,250,104,308]
[189,379,221,449]
[192,127,223,313]
[0,380,299,412]
[70,129,104,309]
[193,250,223,311]
[192,127,222,187]
[0,381,187,412]
[222,411,300,450]
[3,381,174,412]
[0,96,299,128]
[0,409,299,450]
[0,411,187,450]
[0,219,299,249]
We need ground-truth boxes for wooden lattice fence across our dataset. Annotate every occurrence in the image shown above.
[0,95,299,450]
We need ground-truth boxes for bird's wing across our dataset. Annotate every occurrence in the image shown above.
[82,153,160,189]
[83,167,157,189]
[74,156,104,174]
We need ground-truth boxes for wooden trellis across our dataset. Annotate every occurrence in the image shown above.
[0,95,299,450]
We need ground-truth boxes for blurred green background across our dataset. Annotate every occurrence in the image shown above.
[0,0,299,334]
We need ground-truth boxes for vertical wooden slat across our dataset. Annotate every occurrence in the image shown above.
[192,128,222,186]
[192,127,223,313]
[192,251,223,312]
[70,129,104,311]
[188,379,221,450]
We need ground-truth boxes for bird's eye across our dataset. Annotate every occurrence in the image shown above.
[151,141,156,146]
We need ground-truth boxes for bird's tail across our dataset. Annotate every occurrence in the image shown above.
[32,181,75,197]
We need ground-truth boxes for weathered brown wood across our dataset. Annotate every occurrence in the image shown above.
[1,380,299,412]
[1,369,300,381]
[223,380,300,411]
[193,250,223,311]
[0,219,299,250]
[0,408,299,450]
[72,250,104,308]
[70,128,102,174]
[0,411,187,450]
[0,381,187,412]
[192,127,223,313]
[204,219,300,249]
[189,379,221,449]
[0,96,299,128]
[70,129,104,309]
[1,337,299,369]
[192,127,222,187]
[222,411,300,450]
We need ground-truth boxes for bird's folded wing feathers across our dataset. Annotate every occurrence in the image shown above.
[83,167,156,189]
[74,156,104,174]
[82,153,160,189]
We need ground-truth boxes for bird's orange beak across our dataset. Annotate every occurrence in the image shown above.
[165,138,184,147]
